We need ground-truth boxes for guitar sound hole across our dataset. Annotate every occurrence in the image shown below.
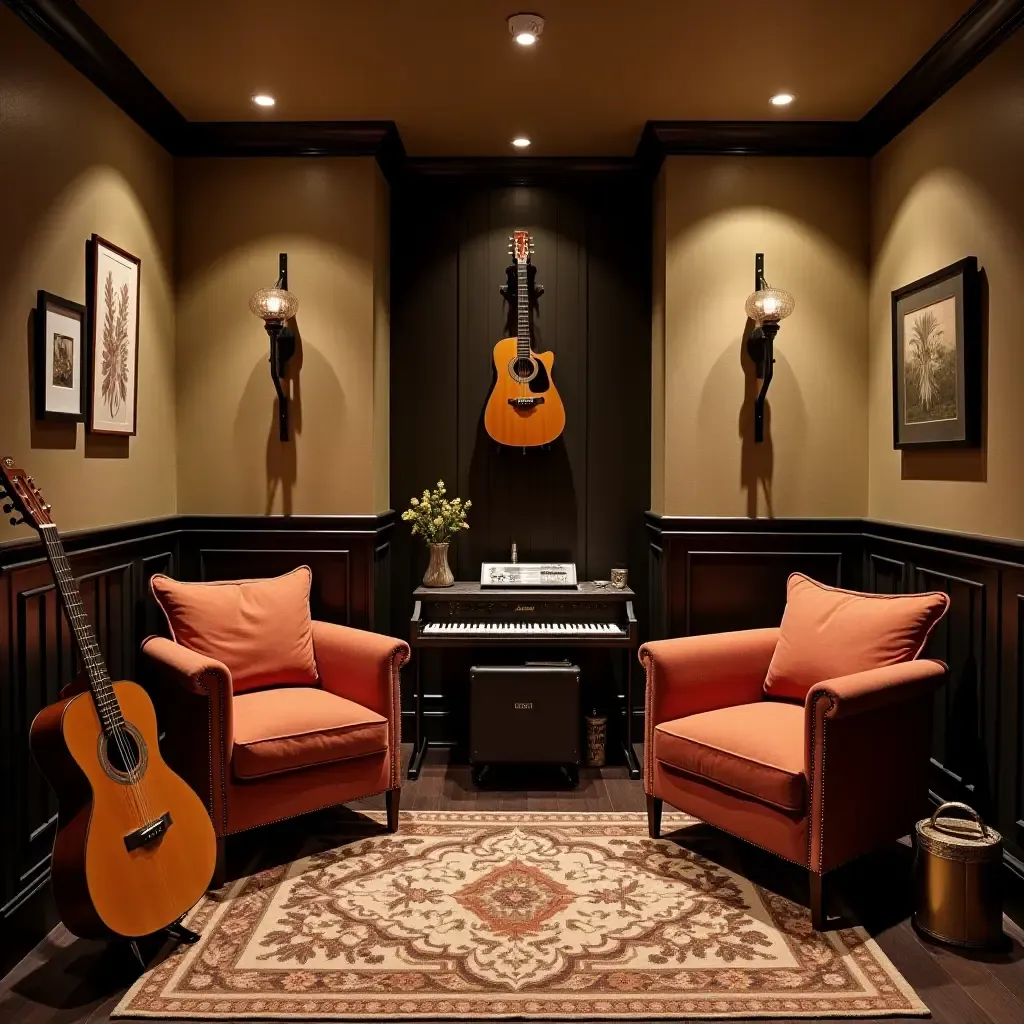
[512,357,536,381]
[105,728,143,776]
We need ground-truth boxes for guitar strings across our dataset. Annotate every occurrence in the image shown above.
[43,531,154,841]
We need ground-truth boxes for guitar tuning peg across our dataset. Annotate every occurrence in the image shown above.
[10,517,24,527]
[44,504,52,512]
[2,503,12,514]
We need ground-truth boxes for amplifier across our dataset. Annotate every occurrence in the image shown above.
[470,663,580,772]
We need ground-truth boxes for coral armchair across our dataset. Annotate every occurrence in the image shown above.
[141,569,409,884]
[641,575,949,930]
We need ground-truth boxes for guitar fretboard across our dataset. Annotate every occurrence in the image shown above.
[517,260,530,359]
[39,524,123,734]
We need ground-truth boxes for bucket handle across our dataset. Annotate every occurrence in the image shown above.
[929,801,988,839]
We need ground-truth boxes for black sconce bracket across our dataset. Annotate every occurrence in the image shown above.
[746,252,777,444]
[263,252,295,442]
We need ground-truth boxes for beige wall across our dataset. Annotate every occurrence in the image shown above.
[654,156,869,517]
[868,30,1024,540]
[174,157,389,515]
[0,7,177,534]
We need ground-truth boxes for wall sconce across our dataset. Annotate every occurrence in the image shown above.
[249,253,299,441]
[745,253,794,443]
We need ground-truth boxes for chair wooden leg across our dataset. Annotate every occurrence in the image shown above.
[210,835,227,890]
[810,870,826,931]
[385,789,401,833]
[646,794,663,839]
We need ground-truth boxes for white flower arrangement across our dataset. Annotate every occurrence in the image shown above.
[401,480,471,544]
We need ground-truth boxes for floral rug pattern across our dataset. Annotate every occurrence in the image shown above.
[113,812,926,1019]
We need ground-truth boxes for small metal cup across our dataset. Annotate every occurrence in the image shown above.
[611,567,628,589]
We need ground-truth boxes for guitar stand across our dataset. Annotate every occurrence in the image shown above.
[127,918,202,971]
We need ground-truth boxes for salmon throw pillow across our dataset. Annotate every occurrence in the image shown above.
[151,567,318,694]
[763,573,949,701]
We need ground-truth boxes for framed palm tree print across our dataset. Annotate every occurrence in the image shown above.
[891,257,980,449]
[87,235,141,435]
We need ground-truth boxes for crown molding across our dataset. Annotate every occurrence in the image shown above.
[860,0,1024,153]
[400,157,640,185]
[5,0,1022,171]
[4,0,188,153]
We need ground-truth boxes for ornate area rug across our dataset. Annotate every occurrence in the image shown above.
[113,812,926,1020]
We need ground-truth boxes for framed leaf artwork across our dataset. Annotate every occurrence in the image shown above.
[87,235,141,435]
[34,291,86,422]
[891,256,981,449]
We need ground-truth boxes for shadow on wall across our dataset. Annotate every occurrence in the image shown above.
[264,316,304,515]
[900,268,989,484]
[739,320,773,518]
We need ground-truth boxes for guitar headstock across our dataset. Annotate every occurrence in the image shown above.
[509,230,535,265]
[0,456,54,532]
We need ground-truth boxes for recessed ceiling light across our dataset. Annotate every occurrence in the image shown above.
[252,94,276,107]
[508,13,545,46]
[770,92,795,107]
[512,136,532,148]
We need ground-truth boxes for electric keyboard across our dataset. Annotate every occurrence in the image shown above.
[410,581,636,649]
[407,581,640,781]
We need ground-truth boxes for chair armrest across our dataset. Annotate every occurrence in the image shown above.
[140,636,233,834]
[312,621,410,722]
[640,628,780,725]
[805,659,947,722]
[639,628,779,786]
[804,658,947,873]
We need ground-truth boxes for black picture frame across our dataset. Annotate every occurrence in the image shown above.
[34,290,87,422]
[891,256,980,449]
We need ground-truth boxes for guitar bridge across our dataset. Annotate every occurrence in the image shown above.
[124,811,172,851]
[507,396,545,408]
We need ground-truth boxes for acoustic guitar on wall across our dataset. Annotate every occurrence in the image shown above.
[0,457,216,959]
[484,230,566,447]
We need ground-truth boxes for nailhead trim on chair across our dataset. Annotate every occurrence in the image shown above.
[193,666,231,835]
[639,647,656,785]
[385,642,410,790]
[807,690,836,873]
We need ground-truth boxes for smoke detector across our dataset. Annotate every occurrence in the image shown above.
[508,13,545,46]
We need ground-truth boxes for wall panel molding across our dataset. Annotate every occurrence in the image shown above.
[0,511,393,975]
[646,511,1024,926]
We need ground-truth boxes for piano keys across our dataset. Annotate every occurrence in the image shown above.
[408,581,639,779]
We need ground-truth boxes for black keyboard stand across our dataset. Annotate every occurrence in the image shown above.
[408,582,641,781]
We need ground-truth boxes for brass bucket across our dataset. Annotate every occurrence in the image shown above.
[914,801,1003,948]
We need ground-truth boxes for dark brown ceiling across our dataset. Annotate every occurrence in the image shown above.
[78,0,974,156]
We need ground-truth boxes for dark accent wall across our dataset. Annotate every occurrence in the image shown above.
[391,175,652,585]
[647,513,1024,906]
[390,175,652,739]
[0,513,391,975]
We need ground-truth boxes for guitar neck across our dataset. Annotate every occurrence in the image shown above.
[517,261,530,358]
[38,524,123,733]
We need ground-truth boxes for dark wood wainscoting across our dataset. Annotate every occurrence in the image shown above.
[647,512,1024,912]
[0,512,392,975]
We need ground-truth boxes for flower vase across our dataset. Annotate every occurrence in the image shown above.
[423,542,454,587]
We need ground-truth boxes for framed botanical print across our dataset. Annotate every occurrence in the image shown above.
[35,291,86,422]
[87,235,141,435]
[891,256,980,449]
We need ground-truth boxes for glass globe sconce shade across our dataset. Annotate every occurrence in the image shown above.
[745,254,794,443]
[250,253,298,442]
[249,286,299,323]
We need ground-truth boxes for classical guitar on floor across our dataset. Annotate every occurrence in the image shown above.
[484,230,566,447]
[0,456,216,963]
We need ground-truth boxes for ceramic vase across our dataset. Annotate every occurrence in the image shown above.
[423,542,454,587]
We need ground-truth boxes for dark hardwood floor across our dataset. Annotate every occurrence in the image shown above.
[1,745,1022,1024]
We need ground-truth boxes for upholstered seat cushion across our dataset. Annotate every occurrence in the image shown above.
[654,701,806,812]
[232,686,388,780]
